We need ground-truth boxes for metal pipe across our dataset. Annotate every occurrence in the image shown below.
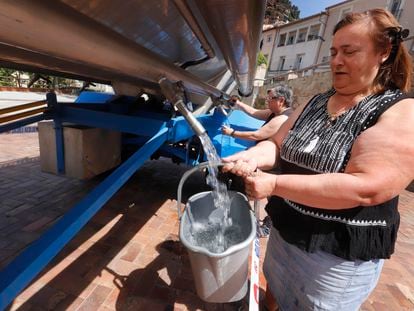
[193,0,266,96]
[159,78,206,136]
[0,43,158,93]
[0,0,226,99]
[173,0,215,59]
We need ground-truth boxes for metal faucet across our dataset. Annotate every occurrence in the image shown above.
[159,77,206,136]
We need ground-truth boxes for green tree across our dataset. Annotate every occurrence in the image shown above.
[265,0,300,24]
[257,52,268,67]
[0,68,15,86]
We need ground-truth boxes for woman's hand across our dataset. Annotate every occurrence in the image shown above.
[222,152,258,178]
[245,171,278,200]
[221,125,233,136]
[229,95,242,109]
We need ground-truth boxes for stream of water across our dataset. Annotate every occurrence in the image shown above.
[187,132,244,253]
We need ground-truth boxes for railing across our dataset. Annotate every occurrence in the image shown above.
[0,74,80,90]
[0,100,47,125]
[264,35,414,86]
[0,73,113,94]
[264,61,330,85]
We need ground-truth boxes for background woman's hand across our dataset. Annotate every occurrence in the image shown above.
[221,125,233,136]
[245,171,277,200]
[229,95,242,110]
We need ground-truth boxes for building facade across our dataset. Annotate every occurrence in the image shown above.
[266,0,414,80]
[265,12,328,77]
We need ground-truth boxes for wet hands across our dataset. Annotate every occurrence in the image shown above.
[222,155,277,199]
[222,154,258,178]
[244,171,277,200]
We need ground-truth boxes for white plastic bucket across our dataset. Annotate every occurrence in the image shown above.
[177,164,256,303]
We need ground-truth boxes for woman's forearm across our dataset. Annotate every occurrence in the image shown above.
[236,101,270,120]
[232,130,266,141]
[248,140,279,170]
[272,172,389,209]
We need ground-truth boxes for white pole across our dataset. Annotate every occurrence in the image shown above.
[249,200,260,311]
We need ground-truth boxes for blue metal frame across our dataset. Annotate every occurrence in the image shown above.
[0,91,262,309]
[0,114,45,133]
[46,93,66,174]
[0,127,169,310]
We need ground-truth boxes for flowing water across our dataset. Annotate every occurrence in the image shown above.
[191,221,244,254]
[186,132,244,253]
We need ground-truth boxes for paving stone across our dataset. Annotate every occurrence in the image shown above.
[1,132,413,310]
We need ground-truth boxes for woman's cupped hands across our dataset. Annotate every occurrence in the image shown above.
[222,153,277,200]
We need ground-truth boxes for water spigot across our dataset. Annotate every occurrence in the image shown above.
[159,77,206,136]
[212,94,235,117]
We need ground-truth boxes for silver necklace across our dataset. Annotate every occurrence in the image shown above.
[326,107,347,127]
[325,93,374,127]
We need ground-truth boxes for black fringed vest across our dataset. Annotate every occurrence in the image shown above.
[266,88,412,260]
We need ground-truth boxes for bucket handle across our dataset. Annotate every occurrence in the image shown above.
[176,161,223,219]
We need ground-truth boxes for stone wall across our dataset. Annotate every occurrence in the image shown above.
[285,71,332,108]
[261,57,414,109]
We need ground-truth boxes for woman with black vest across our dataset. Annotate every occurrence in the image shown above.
[223,8,413,311]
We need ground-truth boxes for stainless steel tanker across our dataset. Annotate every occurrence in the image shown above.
[0,0,266,106]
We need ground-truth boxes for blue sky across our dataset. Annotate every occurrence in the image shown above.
[292,0,345,18]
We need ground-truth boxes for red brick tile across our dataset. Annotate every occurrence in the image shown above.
[60,297,85,311]
[22,216,53,232]
[102,288,121,310]
[173,276,196,293]
[97,305,115,311]
[131,268,159,297]
[76,285,112,311]
[25,285,67,310]
[386,285,414,309]
[120,242,143,262]
[148,284,175,304]
[8,298,33,311]
[116,295,144,311]
[2,149,414,311]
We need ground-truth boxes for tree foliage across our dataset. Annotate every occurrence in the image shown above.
[265,0,300,24]
[0,68,15,86]
[0,67,81,89]
[257,52,268,67]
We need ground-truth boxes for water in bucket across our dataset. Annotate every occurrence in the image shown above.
[175,106,256,302]
[187,132,244,254]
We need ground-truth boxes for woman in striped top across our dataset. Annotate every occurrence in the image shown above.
[223,8,413,311]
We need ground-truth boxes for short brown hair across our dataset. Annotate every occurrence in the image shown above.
[333,8,412,93]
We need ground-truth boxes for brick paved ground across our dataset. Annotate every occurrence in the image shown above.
[0,133,40,163]
[0,132,413,310]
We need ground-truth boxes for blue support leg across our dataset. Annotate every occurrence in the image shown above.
[54,119,65,174]
[0,127,168,310]
[0,114,46,133]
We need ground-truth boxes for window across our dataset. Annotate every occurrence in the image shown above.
[339,7,352,20]
[294,54,304,70]
[296,28,307,43]
[322,55,330,63]
[278,56,286,71]
[267,35,273,43]
[278,33,286,47]
[389,0,403,19]
[287,31,296,45]
[308,24,321,41]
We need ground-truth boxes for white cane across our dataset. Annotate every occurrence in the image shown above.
[249,199,260,311]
